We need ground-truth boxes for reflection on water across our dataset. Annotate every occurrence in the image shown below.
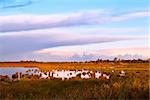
[0,67,112,80]
[0,67,39,77]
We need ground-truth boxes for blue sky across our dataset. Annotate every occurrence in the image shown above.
[0,0,149,61]
[0,0,148,14]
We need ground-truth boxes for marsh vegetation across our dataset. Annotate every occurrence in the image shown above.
[0,61,149,100]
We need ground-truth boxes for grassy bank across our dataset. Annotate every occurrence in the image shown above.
[0,69,149,100]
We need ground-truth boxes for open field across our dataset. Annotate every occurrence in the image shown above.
[0,62,149,99]
[0,62,149,71]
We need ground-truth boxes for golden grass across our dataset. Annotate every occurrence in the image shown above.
[0,62,149,71]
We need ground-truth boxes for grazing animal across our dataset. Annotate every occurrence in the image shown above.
[95,72,102,79]
[0,75,10,81]
[12,72,19,80]
[40,73,49,79]
[81,73,90,79]
[102,74,110,79]
[120,70,125,77]
[105,75,110,79]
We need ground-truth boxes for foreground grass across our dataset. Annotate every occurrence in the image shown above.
[0,70,149,100]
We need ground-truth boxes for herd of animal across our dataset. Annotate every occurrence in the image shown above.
[39,70,110,80]
[0,69,126,81]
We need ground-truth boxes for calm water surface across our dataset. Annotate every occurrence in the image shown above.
[0,67,39,77]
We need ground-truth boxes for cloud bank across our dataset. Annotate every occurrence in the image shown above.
[0,10,149,32]
[0,28,147,56]
[1,47,148,61]
[34,46,150,59]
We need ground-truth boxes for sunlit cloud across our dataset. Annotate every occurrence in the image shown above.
[0,27,147,56]
[34,47,150,61]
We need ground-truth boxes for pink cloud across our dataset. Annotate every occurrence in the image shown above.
[34,47,150,59]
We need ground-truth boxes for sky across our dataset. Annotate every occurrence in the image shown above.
[0,0,149,61]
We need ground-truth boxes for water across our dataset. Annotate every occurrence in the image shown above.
[0,67,39,78]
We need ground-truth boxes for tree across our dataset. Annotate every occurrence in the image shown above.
[113,57,118,62]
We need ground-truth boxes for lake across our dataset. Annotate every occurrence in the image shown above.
[0,67,39,78]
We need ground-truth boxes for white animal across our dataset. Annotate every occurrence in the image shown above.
[40,73,49,79]
[53,70,72,80]
[120,70,125,77]
[102,74,110,79]
[105,75,110,79]
[90,71,93,74]
[81,74,90,79]
[121,70,125,74]
[95,72,102,79]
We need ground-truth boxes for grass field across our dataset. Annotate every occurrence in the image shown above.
[0,62,149,71]
[0,62,149,100]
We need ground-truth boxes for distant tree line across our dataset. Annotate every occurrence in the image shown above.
[17,58,150,63]
[0,58,149,63]
[83,57,150,63]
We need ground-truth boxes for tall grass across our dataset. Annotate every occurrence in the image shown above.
[0,69,149,100]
